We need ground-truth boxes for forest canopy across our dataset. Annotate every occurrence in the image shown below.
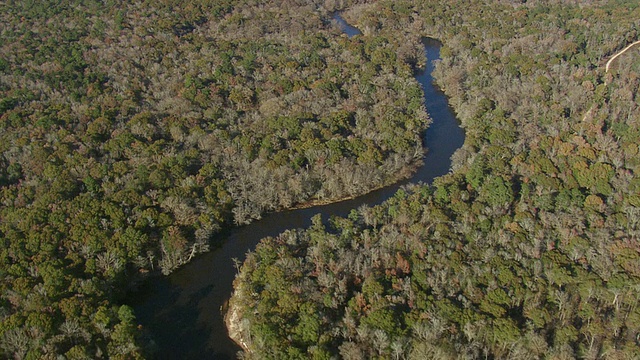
[230,0,640,359]
[1,0,639,358]
[0,0,431,358]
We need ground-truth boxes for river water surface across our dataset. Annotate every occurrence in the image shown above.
[129,16,464,359]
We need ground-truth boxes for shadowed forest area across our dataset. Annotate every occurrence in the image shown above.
[1,0,639,359]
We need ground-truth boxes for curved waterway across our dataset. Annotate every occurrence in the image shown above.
[129,16,464,360]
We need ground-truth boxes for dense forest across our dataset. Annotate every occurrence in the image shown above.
[1,0,639,359]
[0,0,432,358]
[229,0,640,359]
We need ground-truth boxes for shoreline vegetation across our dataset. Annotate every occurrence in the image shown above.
[225,13,429,351]
[287,159,422,211]
[0,0,639,358]
[0,1,431,358]
[228,1,640,359]
[226,282,251,354]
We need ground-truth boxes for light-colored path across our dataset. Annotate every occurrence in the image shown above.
[605,40,640,72]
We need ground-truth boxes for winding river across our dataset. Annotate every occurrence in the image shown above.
[128,16,464,360]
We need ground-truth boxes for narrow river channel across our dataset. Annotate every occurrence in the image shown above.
[128,15,464,359]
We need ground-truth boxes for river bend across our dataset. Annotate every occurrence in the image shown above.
[129,16,464,359]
